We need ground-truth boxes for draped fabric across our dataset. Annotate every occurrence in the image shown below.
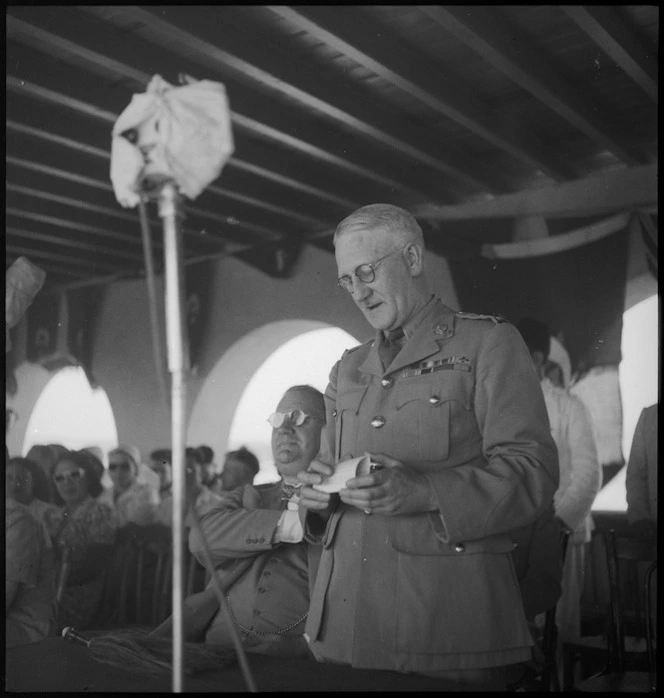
[444,227,630,375]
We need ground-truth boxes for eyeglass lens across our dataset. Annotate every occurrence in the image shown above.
[109,462,131,472]
[268,410,307,428]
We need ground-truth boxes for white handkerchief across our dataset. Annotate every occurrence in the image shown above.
[313,454,373,493]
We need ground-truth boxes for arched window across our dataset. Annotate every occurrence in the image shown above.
[592,293,659,512]
[187,322,359,484]
[228,327,359,483]
[22,366,118,460]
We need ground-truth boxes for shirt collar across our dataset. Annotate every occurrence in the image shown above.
[382,294,437,342]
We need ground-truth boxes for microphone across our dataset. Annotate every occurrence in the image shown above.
[62,626,92,648]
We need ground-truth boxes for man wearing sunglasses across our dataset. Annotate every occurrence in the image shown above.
[297,203,559,690]
[185,385,325,655]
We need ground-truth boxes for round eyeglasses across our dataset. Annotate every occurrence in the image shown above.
[54,468,85,484]
[108,462,132,472]
[337,246,404,293]
[267,410,321,428]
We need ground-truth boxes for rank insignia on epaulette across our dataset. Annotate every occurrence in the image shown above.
[432,324,454,338]
[456,311,508,324]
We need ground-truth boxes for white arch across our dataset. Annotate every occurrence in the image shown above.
[187,319,336,463]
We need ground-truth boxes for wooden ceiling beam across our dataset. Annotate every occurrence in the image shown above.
[419,6,642,165]
[413,163,657,221]
[8,15,429,201]
[6,120,329,228]
[6,258,91,281]
[7,226,145,263]
[267,5,576,182]
[81,6,493,193]
[561,6,658,103]
[7,244,125,273]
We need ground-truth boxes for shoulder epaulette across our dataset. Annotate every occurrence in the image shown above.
[455,311,509,324]
[343,338,374,356]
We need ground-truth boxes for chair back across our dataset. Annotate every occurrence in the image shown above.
[539,528,572,691]
[604,530,657,673]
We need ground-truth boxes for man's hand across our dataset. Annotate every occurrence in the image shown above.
[297,460,335,522]
[340,453,437,516]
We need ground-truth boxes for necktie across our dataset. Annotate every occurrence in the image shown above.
[379,328,405,369]
[281,481,303,507]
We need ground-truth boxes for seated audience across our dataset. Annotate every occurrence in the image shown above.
[44,451,119,631]
[6,456,58,527]
[78,448,106,483]
[183,385,325,655]
[6,497,57,647]
[625,403,658,539]
[218,446,260,492]
[25,444,59,501]
[193,445,218,488]
[155,449,223,528]
[126,444,161,497]
[98,446,159,526]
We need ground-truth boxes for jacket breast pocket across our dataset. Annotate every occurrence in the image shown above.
[334,387,368,462]
[392,373,472,462]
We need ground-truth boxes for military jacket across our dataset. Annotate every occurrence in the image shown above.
[305,298,559,673]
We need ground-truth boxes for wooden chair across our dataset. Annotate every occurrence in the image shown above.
[507,528,571,692]
[566,530,657,692]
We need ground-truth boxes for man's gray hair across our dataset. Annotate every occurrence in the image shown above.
[333,203,424,248]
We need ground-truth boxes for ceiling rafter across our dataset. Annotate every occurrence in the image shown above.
[81,5,494,194]
[7,257,92,282]
[7,226,145,263]
[561,6,658,103]
[266,5,578,182]
[7,119,328,229]
[7,244,126,274]
[8,14,428,202]
[419,5,643,165]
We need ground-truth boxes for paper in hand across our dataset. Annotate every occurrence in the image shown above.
[313,454,374,493]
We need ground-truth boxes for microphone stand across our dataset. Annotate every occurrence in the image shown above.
[140,175,187,693]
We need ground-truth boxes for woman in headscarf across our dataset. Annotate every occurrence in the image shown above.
[44,450,119,631]
[99,446,159,527]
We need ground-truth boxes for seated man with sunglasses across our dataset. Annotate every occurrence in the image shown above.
[183,385,326,656]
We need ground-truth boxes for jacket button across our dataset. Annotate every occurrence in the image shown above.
[258,537,265,544]
[245,538,252,544]
[371,416,386,428]
[258,587,266,594]
[332,410,338,418]
[454,543,465,553]
[381,377,393,388]
[429,395,441,405]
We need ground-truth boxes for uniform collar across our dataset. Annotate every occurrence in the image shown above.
[359,297,457,377]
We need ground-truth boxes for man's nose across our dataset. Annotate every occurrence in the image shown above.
[351,277,371,300]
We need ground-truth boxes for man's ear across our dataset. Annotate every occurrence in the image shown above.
[403,243,424,276]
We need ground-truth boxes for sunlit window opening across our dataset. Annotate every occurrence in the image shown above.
[228,327,360,484]
[22,366,119,462]
[592,294,659,512]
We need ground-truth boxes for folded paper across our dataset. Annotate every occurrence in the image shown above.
[313,454,374,493]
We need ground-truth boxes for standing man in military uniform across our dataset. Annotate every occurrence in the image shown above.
[298,203,559,690]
